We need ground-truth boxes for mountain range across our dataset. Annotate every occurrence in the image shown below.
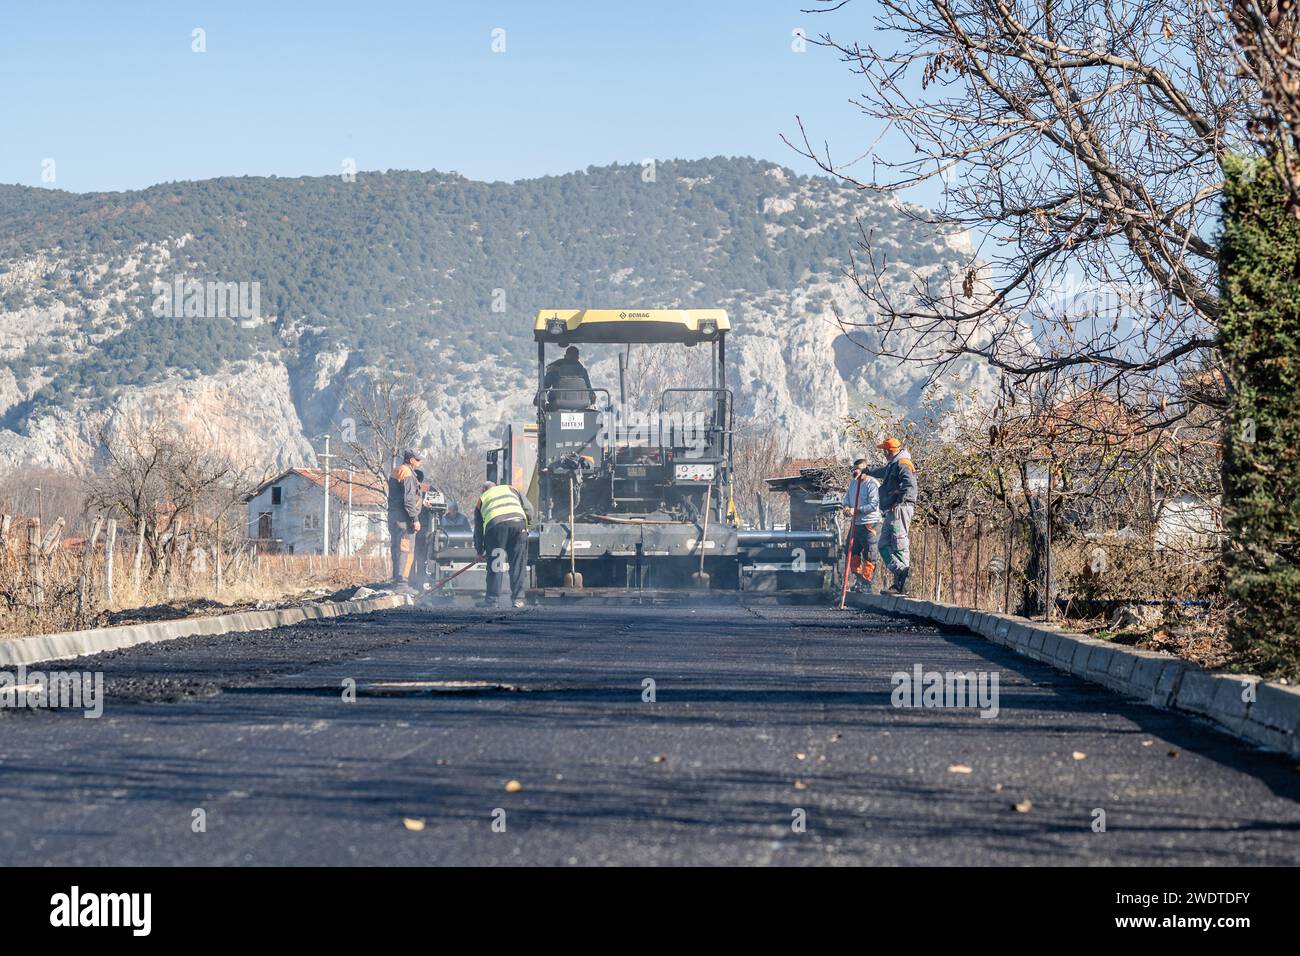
[0,156,998,473]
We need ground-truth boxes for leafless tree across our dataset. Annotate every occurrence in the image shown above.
[613,342,715,409]
[851,380,1221,611]
[788,0,1257,425]
[424,446,486,512]
[85,419,256,577]
[337,374,424,497]
[0,466,87,529]
[729,421,795,526]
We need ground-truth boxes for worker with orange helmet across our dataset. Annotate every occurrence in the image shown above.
[869,436,918,594]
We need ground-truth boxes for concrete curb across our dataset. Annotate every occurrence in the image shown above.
[0,593,414,667]
[848,592,1300,759]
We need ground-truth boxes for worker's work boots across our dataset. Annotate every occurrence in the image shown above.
[888,569,910,595]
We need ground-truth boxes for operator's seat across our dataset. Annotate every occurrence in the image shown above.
[543,387,594,411]
[541,353,595,411]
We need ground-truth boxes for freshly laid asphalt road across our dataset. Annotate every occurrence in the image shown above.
[0,599,1297,865]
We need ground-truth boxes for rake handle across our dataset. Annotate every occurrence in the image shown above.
[838,477,863,610]
[569,478,577,576]
[698,479,713,575]
[429,558,481,591]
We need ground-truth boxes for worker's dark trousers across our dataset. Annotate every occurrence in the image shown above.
[389,516,416,583]
[412,524,432,587]
[484,519,528,602]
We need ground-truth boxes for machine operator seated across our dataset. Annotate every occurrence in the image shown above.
[540,345,596,411]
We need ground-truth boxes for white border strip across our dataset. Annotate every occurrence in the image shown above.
[0,593,414,667]
[849,592,1300,759]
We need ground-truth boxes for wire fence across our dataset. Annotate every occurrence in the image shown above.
[907,510,1222,620]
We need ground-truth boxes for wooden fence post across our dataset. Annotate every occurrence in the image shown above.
[41,516,65,557]
[1004,511,1014,614]
[28,519,42,610]
[916,524,926,601]
[171,519,186,597]
[77,515,105,618]
[932,525,943,602]
[104,518,117,606]
[951,523,959,604]
[133,521,145,591]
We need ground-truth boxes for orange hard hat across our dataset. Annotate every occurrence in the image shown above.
[877,436,902,454]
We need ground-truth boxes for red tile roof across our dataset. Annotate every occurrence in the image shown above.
[250,469,387,507]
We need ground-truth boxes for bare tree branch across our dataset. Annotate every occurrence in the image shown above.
[788,0,1255,414]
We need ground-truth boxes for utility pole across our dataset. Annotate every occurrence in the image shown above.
[318,434,334,556]
[346,468,353,557]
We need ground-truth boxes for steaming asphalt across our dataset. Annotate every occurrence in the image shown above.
[0,600,1297,865]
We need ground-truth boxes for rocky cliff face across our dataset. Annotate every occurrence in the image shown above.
[0,282,996,473]
[0,358,315,474]
[0,160,1005,474]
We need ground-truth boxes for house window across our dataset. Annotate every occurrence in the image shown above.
[271,486,282,505]
[305,514,320,530]
[257,513,273,539]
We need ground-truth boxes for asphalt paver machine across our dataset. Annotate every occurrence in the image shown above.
[426,308,837,596]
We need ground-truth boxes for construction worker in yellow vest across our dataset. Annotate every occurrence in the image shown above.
[473,481,536,608]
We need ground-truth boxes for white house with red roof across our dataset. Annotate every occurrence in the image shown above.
[245,468,387,555]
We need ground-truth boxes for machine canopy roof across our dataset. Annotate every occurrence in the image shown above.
[534,309,729,344]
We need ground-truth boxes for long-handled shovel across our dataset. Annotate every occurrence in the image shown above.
[838,476,863,610]
[563,477,583,588]
[692,478,714,588]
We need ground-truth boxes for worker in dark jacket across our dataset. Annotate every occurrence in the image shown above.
[411,467,437,590]
[868,437,918,594]
[387,449,423,593]
[540,346,594,410]
[473,480,536,608]
[441,501,470,531]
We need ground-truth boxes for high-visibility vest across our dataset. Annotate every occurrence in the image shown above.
[478,484,527,527]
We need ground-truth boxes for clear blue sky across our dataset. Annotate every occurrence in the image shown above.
[1,0,921,196]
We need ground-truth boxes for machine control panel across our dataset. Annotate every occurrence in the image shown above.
[673,462,716,482]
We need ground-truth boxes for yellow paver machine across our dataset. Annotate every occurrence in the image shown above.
[433,309,838,597]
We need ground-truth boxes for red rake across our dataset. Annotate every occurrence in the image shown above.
[838,475,863,610]
[428,558,482,591]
